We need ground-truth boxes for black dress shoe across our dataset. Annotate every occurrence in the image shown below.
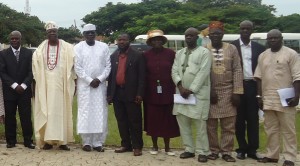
[236,152,246,160]
[257,157,278,163]
[283,160,295,166]
[114,147,132,153]
[94,146,104,152]
[24,143,35,149]
[133,149,142,156]
[82,145,92,152]
[198,154,208,163]
[59,145,70,151]
[42,143,53,150]
[180,152,195,159]
[6,144,16,148]
[247,153,259,160]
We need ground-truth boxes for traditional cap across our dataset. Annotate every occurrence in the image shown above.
[209,21,224,31]
[83,23,96,32]
[45,21,58,31]
[146,29,167,46]
[198,24,208,31]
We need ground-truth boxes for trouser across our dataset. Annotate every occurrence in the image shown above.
[236,80,259,154]
[264,110,297,162]
[176,114,209,155]
[81,133,106,147]
[4,97,33,146]
[207,116,236,155]
[113,99,143,149]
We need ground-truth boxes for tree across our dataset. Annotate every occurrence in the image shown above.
[58,27,82,44]
[0,3,45,46]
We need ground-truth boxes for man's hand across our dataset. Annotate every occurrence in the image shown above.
[90,79,101,88]
[0,115,4,124]
[231,94,240,107]
[287,96,299,107]
[107,96,113,105]
[178,84,192,99]
[257,97,263,110]
[210,89,218,104]
[135,96,143,104]
[15,85,24,94]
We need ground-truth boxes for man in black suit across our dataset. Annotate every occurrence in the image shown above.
[0,31,34,149]
[107,33,145,156]
[231,20,265,160]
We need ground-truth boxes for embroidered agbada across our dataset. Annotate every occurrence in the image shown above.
[32,39,76,148]
[74,41,111,136]
[207,42,244,118]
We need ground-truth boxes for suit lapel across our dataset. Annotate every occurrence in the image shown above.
[7,48,18,64]
[112,52,119,76]
[125,48,133,70]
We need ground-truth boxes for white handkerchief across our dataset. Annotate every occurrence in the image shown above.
[277,88,295,107]
[174,94,196,105]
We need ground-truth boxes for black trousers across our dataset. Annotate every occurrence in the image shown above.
[113,88,143,149]
[235,80,259,154]
[4,96,33,146]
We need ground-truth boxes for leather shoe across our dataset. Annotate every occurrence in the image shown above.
[236,152,246,160]
[283,160,295,166]
[82,145,92,152]
[257,157,278,163]
[198,154,208,163]
[94,146,104,152]
[114,147,132,153]
[247,153,259,160]
[180,152,195,159]
[24,143,35,149]
[59,145,70,151]
[133,149,142,156]
[6,144,16,148]
[42,143,53,150]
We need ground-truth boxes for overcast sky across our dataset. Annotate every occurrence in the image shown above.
[1,0,299,29]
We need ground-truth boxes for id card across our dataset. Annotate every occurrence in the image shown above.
[157,86,162,94]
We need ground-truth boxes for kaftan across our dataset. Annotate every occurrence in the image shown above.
[74,41,111,134]
[32,39,76,148]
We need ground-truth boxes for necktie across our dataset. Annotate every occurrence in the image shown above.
[15,50,19,62]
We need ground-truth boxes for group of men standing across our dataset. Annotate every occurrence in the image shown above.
[172,20,299,166]
[0,19,298,166]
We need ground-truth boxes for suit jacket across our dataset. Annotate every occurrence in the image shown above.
[0,47,33,100]
[107,47,145,102]
[231,39,265,73]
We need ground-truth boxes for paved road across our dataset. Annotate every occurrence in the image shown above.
[0,144,299,166]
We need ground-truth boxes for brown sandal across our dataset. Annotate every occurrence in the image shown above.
[207,153,219,160]
[222,154,236,162]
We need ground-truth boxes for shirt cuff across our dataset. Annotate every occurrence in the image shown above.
[21,83,27,90]
[11,83,18,89]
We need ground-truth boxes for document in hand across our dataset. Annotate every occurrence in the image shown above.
[277,88,295,107]
[174,94,196,105]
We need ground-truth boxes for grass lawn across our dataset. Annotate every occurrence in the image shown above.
[0,98,299,152]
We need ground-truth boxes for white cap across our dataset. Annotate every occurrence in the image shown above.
[45,21,59,31]
[83,24,96,32]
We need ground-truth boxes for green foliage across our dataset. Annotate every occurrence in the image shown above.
[82,0,299,41]
[269,14,300,33]
[0,3,45,46]
[57,27,82,44]
[0,3,82,46]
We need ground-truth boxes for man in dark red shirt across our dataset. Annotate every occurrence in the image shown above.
[107,33,145,156]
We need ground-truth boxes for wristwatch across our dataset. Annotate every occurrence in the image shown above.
[256,95,262,98]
